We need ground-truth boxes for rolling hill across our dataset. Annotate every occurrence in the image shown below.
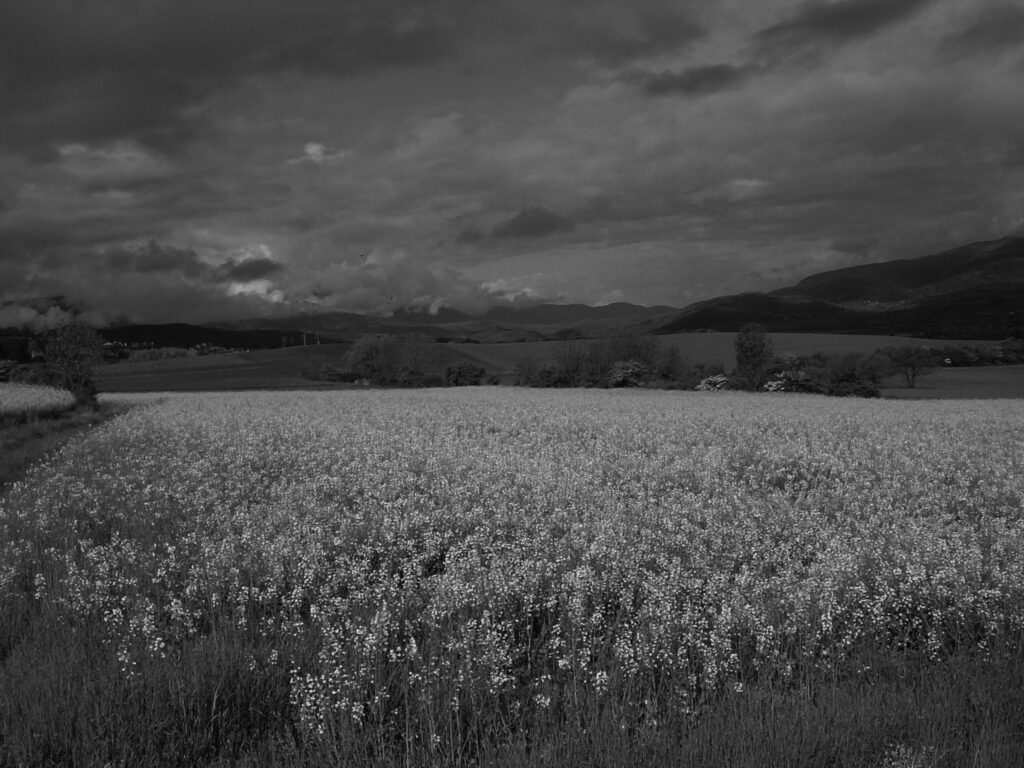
[655,236,1024,339]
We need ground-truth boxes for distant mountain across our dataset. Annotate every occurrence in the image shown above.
[215,302,680,344]
[656,236,1024,339]
[483,302,677,325]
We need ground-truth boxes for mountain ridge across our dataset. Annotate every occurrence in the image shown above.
[655,236,1024,339]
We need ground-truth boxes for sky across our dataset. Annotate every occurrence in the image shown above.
[1,0,1023,327]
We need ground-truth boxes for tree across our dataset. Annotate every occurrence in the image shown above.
[553,340,588,387]
[345,334,403,384]
[883,346,940,388]
[43,323,104,406]
[733,324,773,390]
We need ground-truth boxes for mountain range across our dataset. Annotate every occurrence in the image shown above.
[654,235,1023,339]
[21,234,1021,350]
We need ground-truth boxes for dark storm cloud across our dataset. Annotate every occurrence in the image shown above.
[753,0,934,61]
[98,240,284,286]
[0,0,467,151]
[215,255,285,282]
[103,241,206,278]
[634,63,751,97]
[628,0,933,99]
[492,207,574,239]
[939,5,1024,60]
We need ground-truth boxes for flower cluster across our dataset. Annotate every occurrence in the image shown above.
[0,382,75,418]
[2,389,1022,741]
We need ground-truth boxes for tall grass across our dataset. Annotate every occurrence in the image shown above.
[2,389,1023,766]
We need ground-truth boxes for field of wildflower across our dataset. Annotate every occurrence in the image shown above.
[0,382,75,421]
[2,388,1023,766]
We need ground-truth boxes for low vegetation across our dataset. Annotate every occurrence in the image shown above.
[0,382,75,423]
[2,389,1022,766]
[0,398,123,492]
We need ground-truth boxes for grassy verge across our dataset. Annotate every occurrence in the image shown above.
[0,403,124,491]
[1,621,1021,767]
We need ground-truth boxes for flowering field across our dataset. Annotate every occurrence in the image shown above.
[0,382,75,419]
[2,388,1023,765]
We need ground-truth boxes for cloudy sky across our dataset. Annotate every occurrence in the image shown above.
[1,0,1023,325]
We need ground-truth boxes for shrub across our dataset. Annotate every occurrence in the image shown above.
[696,373,730,391]
[606,359,650,388]
[445,363,486,387]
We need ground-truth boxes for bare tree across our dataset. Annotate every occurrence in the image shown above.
[553,340,588,387]
[883,346,940,388]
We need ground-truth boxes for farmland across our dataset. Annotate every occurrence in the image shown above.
[0,382,75,421]
[2,389,1024,766]
[92,332,1024,397]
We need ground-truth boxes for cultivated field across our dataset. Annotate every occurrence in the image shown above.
[0,382,75,420]
[94,332,1018,397]
[453,332,1001,375]
[2,389,1023,766]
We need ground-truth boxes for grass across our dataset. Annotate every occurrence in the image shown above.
[0,403,123,492]
[487,640,1024,768]
[882,364,1024,399]
[3,626,1021,766]
[452,332,1000,376]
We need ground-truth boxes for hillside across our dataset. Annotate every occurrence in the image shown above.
[202,302,679,345]
[656,236,1024,338]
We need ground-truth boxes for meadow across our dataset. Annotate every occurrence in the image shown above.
[1,388,1023,766]
[0,382,75,421]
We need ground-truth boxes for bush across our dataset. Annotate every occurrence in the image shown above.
[696,373,730,391]
[445,364,486,387]
[606,359,650,388]
[761,352,882,398]
[397,369,444,388]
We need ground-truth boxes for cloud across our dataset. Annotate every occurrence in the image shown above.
[0,303,108,332]
[493,207,575,238]
[556,3,706,64]
[287,142,351,165]
[628,0,934,100]
[284,248,554,316]
[753,0,934,63]
[103,240,207,278]
[939,4,1024,60]
[215,254,286,282]
[633,63,751,97]
[0,0,469,152]
[3,0,1024,318]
